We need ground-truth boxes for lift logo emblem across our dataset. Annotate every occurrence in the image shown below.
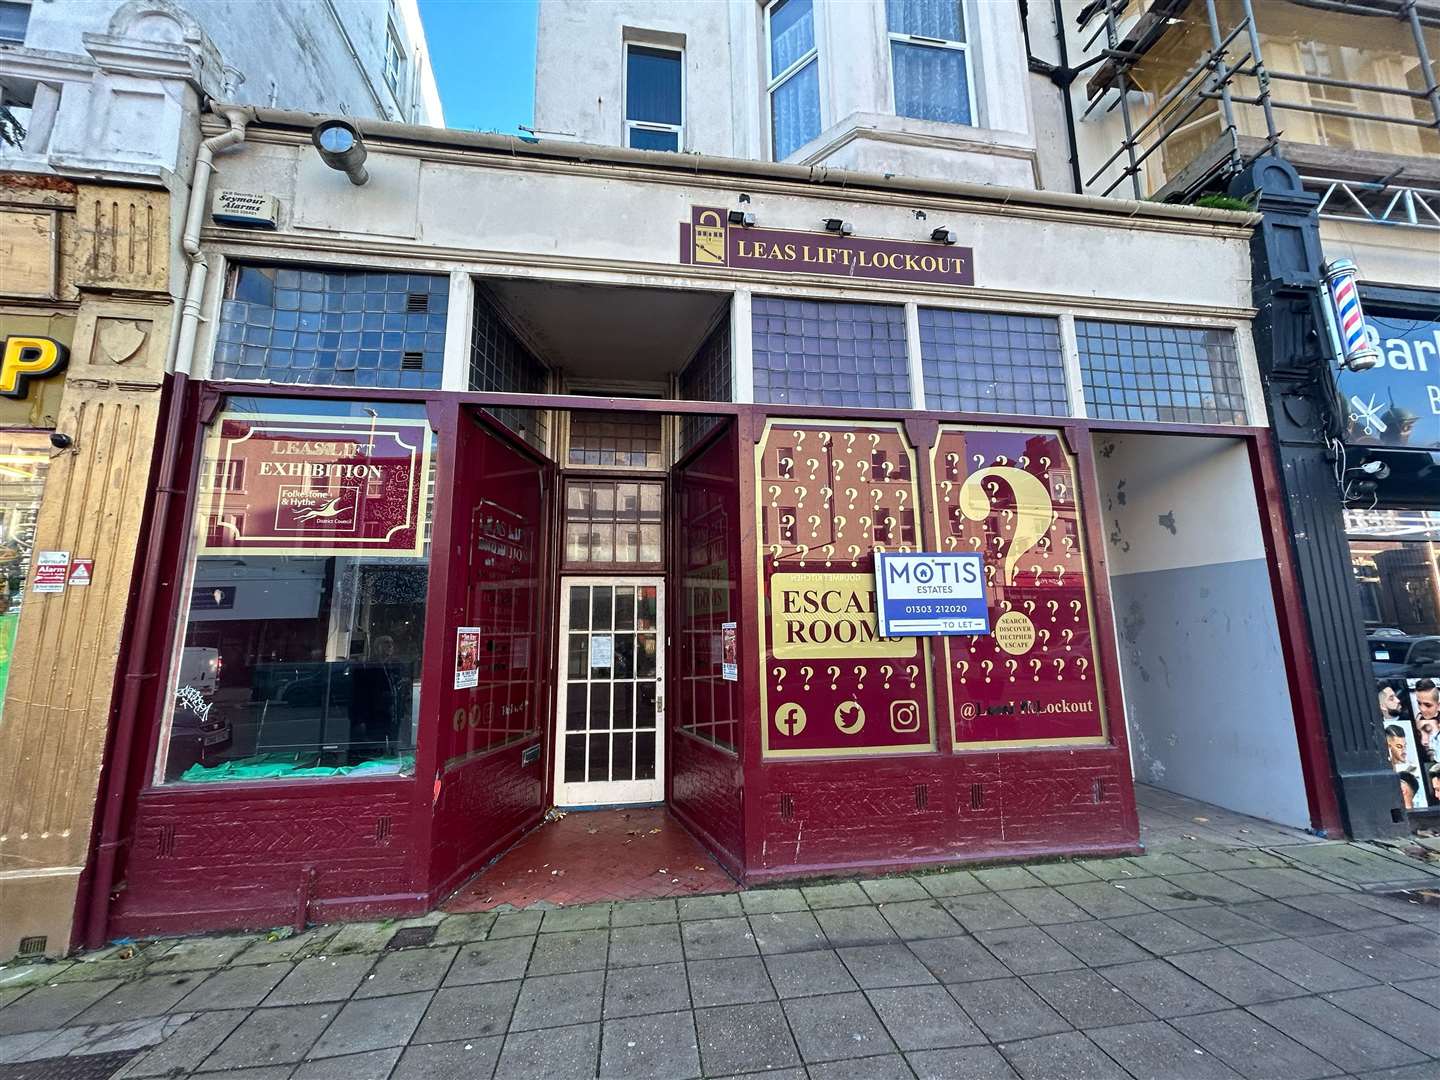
[0,336,68,399]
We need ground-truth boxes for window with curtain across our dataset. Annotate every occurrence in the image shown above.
[886,0,974,126]
[626,44,683,151]
[766,0,821,160]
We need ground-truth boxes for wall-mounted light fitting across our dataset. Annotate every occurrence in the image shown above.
[311,119,369,186]
[728,210,756,227]
[930,227,958,245]
[823,218,853,236]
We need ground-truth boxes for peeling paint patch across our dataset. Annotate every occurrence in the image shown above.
[1120,601,1144,645]
[1109,519,1131,553]
[1158,511,1177,535]
[1116,479,1128,506]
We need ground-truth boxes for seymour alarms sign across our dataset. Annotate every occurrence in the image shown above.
[198,414,432,557]
[681,206,974,286]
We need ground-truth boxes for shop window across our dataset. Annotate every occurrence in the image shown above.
[887,0,974,126]
[766,0,820,159]
[919,308,1068,416]
[1076,320,1246,425]
[470,289,549,450]
[564,478,663,568]
[567,410,663,469]
[752,297,910,409]
[625,43,683,151]
[213,265,446,389]
[0,433,51,723]
[158,399,436,784]
[679,317,731,450]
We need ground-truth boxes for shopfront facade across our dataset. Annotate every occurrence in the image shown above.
[0,173,173,959]
[81,111,1340,943]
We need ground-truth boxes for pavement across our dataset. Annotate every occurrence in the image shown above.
[2,789,1439,1080]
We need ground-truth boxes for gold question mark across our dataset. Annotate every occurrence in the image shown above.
[1070,599,1082,619]
[868,433,880,447]
[844,432,856,449]
[1030,658,1043,681]
[846,487,858,508]
[945,536,959,550]
[821,486,833,505]
[906,664,919,687]
[956,659,970,677]
[794,429,806,447]
[800,665,814,690]
[968,535,982,550]
[1076,658,1090,680]
[1054,565,1066,586]
[958,464,1056,588]
[822,543,835,565]
[1062,628,1074,649]
[772,665,786,691]
[853,665,866,691]
[808,514,822,537]
[981,659,994,683]
[827,665,840,689]
[1023,599,1036,614]
[847,544,861,564]
[1004,658,1018,679]
[768,543,783,560]
[1047,599,1060,616]
[834,514,847,533]
[797,543,810,562]
[1038,628,1051,646]
[806,457,820,479]
[881,664,894,689]
[768,484,781,505]
[882,460,895,479]
[1054,658,1067,680]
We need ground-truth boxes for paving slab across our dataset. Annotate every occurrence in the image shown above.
[937,892,1028,933]
[1026,862,1100,886]
[429,913,496,946]
[694,1001,800,1075]
[234,928,338,965]
[1170,1008,1341,1080]
[611,899,679,927]
[509,970,604,1031]
[1098,959,1231,1018]
[801,883,871,909]
[487,911,543,939]
[1055,881,1152,920]
[859,877,930,904]
[412,980,520,1042]
[806,1053,913,1079]
[747,911,827,954]
[307,991,431,1058]
[444,936,533,986]
[354,946,457,997]
[390,1037,502,1080]
[494,1021,600,1080]
[976,926,1084,975]
[1166,948,1309,1006]
[835,944,936,989]
[906,935,1011,984]
[907,1044,1020,1080]
[0,979,122,1035]
[526,929,610,975]
[764,950,860,999]
[173,962,290,1011]
[146,936,252,973]
[599,1009,701,1080]
[687,956,773,1008]
[679,917,757,961]
[946,977,1070,1042]
[1087,1019,1243,1080]
[874,898,964,942]
[998,887,1089,925]
[604,962,690,1020]
[1281,891,1407,931]
[1232,937,1377,993]
[1322,984,1440,1056]
[677,894,743,921]
[738,888,807,915]
[199,1002,337,1070]
[813,905,899,948]
[609,922,684,967]
[292,1046,403,1079]
[1104,912,1220,955]
[1023,968,1155,1029]
[996,1030,1130,1080]
[1167,905,1282,946]
[916,870,987,897]
[540,904,612,933]
[1305,931,1440,983]
[263,955,374,1006]
[1248,995,1429,1074]
[782,990,896,1064]
[867,984,985,1050]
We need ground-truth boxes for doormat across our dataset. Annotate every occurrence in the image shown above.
[0,1051,138,1080]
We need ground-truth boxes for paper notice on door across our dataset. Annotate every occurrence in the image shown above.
[590,634,614,669]
[721,622,738,681]
[454,627,481,689]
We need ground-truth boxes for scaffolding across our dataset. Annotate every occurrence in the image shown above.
[1077,0,1440,206]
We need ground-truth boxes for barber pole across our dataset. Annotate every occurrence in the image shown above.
[1322,259,1382,369]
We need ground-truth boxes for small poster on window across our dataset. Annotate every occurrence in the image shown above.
[31,550,69,594]
[455,627,481,690]
[721,622,738,681]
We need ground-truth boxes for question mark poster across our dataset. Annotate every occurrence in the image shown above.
[932,426,1108,748]
[756,420,937,758]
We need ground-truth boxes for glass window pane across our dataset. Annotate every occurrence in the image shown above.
[637,634,657,678]
[615,586,636,630]
[567,634,588,678]
[592,587,613,629]
[0,1,31,43]
[919,308,1068,416]
[617,525,640,563]
[886,0,965,41]
[626,46,682,125]
[638,588,658,630]
[636,731,656,779]
[613,683,634,727]
[589,526,615,563]
[640,484,662,518]
[629,127,679,151]
[564,733,586,782]
[1076,320,1246,424]
[639,524,662,564]
[588,733,610,780]
[568,585,590,630]
[752,297,911,408]
[771,58,821,159]
[770,0,815,75]
[892,42,970,125]
[589,683,611,729]
[566,684,587,727]
[612,732,634,781]
[0,434,51,723]
[614,633,635,678]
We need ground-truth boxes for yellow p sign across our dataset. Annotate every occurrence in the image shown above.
[0,336,68,399]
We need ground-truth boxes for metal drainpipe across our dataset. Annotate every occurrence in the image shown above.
[1051,0,1084,194]
[82,106,250,949]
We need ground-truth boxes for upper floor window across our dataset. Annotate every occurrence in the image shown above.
[886,0,974,126]
[0,2,29,44]
[384,23,406,97]
[625,44,683,151]
[766,0,820,160]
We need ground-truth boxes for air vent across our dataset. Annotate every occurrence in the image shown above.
[779,793,795,822]
[157,823,176,858]
[17,935,46,956]
[406,291,429,313]
[375,815,393,844]
[401,351,425,371]
[969,783,985,810]
[914,783,928,811]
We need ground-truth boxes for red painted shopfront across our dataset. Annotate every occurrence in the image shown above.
[78,380,1333,944]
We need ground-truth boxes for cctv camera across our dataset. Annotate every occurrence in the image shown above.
[49,432,72,450]
[1345,350,1382,372]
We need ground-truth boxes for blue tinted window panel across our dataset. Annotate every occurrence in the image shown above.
[1076,319,1246,424]
[920,309,1067,417]
[627,46,682,125]
[891,43,971,126]
[752,298,909,409]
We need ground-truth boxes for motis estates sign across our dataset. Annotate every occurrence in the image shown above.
[680,206,974,286]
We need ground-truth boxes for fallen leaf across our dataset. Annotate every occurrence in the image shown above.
[657,868,669,874]
[694,865,707,871]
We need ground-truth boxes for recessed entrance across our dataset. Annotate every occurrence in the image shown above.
[555,577,666,806]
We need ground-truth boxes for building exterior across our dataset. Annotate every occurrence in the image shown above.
[0,0,439,959]
[68,97,1343,943]
[1049,0,1440,837]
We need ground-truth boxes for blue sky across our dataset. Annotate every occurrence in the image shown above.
[419,0,538,133]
